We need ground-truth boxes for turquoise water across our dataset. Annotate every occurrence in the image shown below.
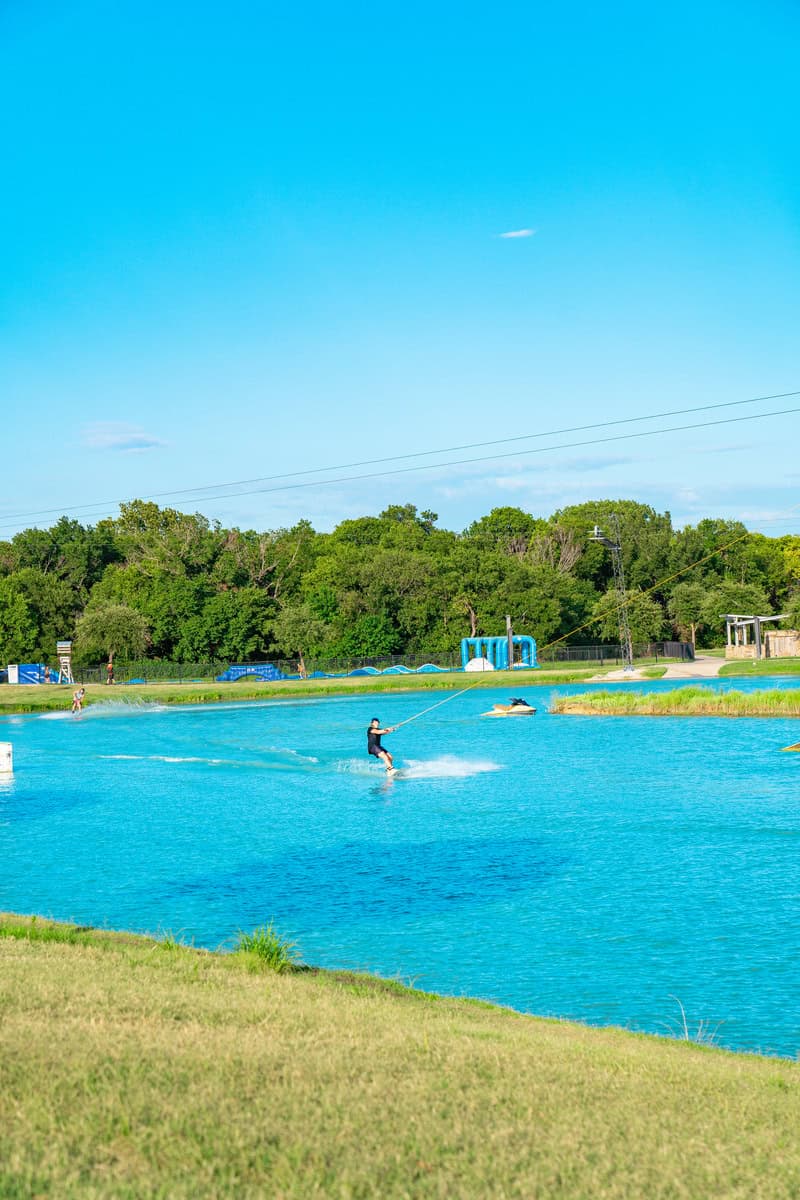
[1,679,799,1058]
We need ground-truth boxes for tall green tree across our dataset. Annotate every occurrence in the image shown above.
[592,587,667,645]
[74,604,151,662]
[0,578,37,662]
[270,602,330,675]
[668,581,707,649]
[700,582,771,642]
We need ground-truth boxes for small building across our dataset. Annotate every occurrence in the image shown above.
[724,614,797,660]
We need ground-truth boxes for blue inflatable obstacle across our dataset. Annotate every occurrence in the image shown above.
[9,663,53,684]
[216,663,286,682]
[460,635,538,670]
[283,662,455,680]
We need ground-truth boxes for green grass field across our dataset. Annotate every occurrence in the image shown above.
[0,656,694,716]
[2,914,799,1199]
[551,685,800,717]
[0,663,610,715]
[720,656,800,677]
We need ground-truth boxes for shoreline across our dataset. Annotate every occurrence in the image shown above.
[0,911,792,1061]
[0,656,776,717]
[0,666,605,716]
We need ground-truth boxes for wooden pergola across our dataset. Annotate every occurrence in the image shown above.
[723,614,788,660]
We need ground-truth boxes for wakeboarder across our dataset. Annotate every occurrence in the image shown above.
[367,718,397,773]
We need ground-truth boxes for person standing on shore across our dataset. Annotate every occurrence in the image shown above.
[367,718,397,773]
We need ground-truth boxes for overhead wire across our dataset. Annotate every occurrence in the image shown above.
[2,391,800,534]
[4,386,796,522]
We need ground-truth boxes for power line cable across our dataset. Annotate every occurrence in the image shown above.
[3,403,800,536]
[2,387,798,529]
[3,399,795,537]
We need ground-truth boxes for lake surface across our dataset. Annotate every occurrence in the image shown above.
[2,678,799,1057]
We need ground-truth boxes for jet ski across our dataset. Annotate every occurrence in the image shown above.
[482,697,537,717]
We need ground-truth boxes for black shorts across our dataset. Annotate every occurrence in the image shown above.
[368,746,386,758]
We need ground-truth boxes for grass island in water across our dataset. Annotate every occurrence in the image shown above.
[551,685,800,718]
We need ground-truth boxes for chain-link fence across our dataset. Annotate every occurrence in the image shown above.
[537,640,694,665]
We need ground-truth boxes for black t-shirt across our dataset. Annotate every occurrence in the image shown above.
[367,727,383,753]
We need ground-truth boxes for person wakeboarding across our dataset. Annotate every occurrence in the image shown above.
[367,717,397,773]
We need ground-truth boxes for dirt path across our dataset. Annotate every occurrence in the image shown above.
[660,654,725,680]
[589,655,725,683]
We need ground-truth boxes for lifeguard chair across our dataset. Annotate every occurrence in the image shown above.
[56,640,74,685]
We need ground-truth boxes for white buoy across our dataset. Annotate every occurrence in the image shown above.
[0,742,12,773]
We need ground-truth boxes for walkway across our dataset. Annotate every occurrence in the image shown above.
[590,654,725,683]
[660,654,725,680]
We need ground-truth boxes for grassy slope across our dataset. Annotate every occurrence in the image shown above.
[0,665,604,715]
[720,657,800,677]
[1,916,799,1199]
[551,686,800,717]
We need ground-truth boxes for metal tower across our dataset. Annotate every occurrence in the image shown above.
[589,515,634,671]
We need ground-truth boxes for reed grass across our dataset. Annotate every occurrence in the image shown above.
[551,685,800,717]
[234,923,300,973]
[2,913,799,1198]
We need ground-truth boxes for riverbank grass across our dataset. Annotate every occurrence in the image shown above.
[551,685,800,717]
[0,664,606,715]
[2,914,800,1198]
[0,657,691,716]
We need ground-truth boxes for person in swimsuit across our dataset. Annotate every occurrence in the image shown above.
[367,718,396,772]
[71,686,85,714]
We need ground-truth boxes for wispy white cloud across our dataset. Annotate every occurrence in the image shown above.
[82,422,165,453]
[498,228,536,239]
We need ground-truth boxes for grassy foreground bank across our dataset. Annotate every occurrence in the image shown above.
[2,915,799,1199]
[551,686,800,717]
[0,664,604,716]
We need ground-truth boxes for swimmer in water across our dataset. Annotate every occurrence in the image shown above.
[367,718,396,772]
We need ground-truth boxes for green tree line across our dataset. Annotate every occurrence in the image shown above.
[1,498,798,668]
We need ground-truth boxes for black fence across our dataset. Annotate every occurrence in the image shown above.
[538,641,694,665]
[74,660,229,684]
[71,641,693,684]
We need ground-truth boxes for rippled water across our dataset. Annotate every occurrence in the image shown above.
[1,679,799,1057]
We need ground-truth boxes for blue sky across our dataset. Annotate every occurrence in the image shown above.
[2,0,798,537]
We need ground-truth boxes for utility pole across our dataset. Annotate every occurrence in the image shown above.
[589,515,634,672]
[505,614,514,671]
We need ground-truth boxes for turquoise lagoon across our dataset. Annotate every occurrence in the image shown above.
[1,678,798,1057]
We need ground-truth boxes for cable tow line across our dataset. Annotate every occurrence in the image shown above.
[391,684,481,730]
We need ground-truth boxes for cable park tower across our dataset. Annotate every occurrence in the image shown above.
[589,516,634,672]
